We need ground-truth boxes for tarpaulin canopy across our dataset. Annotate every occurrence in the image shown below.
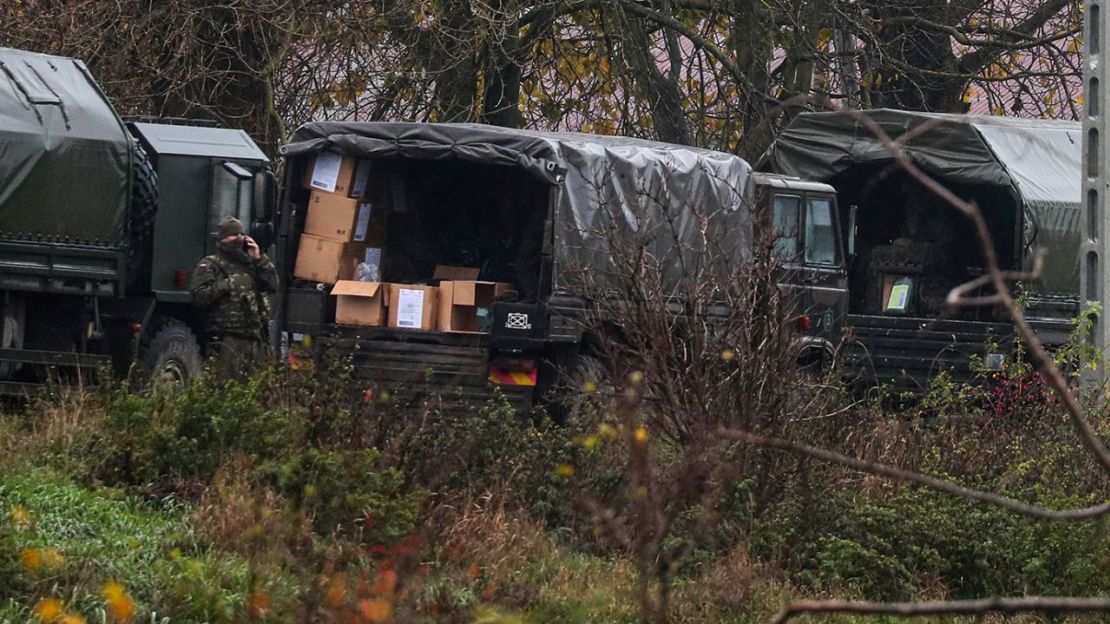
[283,122,755,292]
[0,48,130,247]
[760,109,1081,295]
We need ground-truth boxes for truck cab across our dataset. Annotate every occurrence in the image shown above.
[755,173,848,365]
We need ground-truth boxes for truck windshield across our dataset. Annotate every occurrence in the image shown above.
[805,197,837,265]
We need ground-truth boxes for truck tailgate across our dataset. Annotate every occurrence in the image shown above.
[318,330,534,414]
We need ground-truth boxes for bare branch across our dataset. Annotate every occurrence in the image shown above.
[773,596,1110,624]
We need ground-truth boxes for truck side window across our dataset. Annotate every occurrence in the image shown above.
[771,195,801,260]
[805,197,837,265]
[211,162,254,232]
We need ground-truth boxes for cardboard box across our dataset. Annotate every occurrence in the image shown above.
[438,280,513,333]
[388,284,439,330]
[293,234,366,284]
[304,191,360,241]
[331,280,388,326]
[302,152,368,196]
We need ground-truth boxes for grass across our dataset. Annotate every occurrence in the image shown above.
[0,366,1108,623]
[0,467,298,623]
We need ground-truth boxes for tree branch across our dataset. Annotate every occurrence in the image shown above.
[773,596,1110,624]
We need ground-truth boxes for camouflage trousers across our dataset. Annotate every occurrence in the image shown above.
[206,334,273,381]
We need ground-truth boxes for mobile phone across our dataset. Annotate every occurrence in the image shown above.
[241,236,250,251]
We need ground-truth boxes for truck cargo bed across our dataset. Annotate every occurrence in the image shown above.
[840,314,1015,390]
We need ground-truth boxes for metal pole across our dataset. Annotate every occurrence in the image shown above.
[1082,0,1109,384]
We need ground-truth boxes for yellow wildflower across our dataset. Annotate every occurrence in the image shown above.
[634,427,648,445]
[21,547,41,572]
[40,548,64,571]
[103,581,136,622]
[9,505,31,530]
[32,598,64,622]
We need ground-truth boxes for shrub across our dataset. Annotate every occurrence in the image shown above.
[267,447,422,543]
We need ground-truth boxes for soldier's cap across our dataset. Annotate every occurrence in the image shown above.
[214,217,244,239]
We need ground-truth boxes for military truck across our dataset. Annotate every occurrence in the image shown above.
[761,109,1080,389]
[0,48,276,393]
[272,122,847,413]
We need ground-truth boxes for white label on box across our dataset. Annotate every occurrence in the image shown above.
[396,289,425,328]
[354,203,372,242]
[310,152,343,192]
[364,247,381,267]
[351,160,372,196]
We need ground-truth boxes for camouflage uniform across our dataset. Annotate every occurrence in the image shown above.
[191,239,279,372]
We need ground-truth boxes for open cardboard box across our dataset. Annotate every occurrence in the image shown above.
[433,264,512,334]
[331,280,388,326]
[438,280,513,333]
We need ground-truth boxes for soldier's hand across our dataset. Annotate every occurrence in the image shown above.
[244,235,261,260]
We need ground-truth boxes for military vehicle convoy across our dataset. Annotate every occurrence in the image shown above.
[0,46,1083,402]
[0,47,275,393]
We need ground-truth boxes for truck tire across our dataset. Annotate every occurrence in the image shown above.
[138,318,202,389]
[127,141,158,273]
[545,354,612,425]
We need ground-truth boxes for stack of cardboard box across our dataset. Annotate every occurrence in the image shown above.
[302,153,514,333]
[293,152,387,284]
[331,264,512,333]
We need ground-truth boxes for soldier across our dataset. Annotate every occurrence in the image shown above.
[191,217,279,373]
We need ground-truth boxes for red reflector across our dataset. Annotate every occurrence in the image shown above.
[797,315,811,331]
[174,270,188,288]
[489,367,538,386]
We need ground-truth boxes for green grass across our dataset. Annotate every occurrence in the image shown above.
[0,468,287,623]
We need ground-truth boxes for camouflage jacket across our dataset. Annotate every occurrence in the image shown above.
[191,250,279,341]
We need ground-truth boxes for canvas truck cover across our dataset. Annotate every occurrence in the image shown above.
[760,109,1081,296]
[0,48,130,247]
[282,122,755,293]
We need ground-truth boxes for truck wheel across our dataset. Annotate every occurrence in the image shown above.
[127,141,158,273]
[138,318,202,388]
[545,355,612,425]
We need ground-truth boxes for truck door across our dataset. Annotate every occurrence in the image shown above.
[770,192,848,346]
[801,195,847,342]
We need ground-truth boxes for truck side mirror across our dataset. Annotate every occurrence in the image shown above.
[253,169,277,222]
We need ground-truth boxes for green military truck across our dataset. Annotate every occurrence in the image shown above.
[761,109,1080,389]
[0,48,276,393]
[272,123,847,413]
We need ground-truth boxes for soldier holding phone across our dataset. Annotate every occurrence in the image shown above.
[190,217,279,372]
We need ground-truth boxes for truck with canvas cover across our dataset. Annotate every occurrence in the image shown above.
[274,122,848,413]
[760,109,1080,389]
[0,47,276,392]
